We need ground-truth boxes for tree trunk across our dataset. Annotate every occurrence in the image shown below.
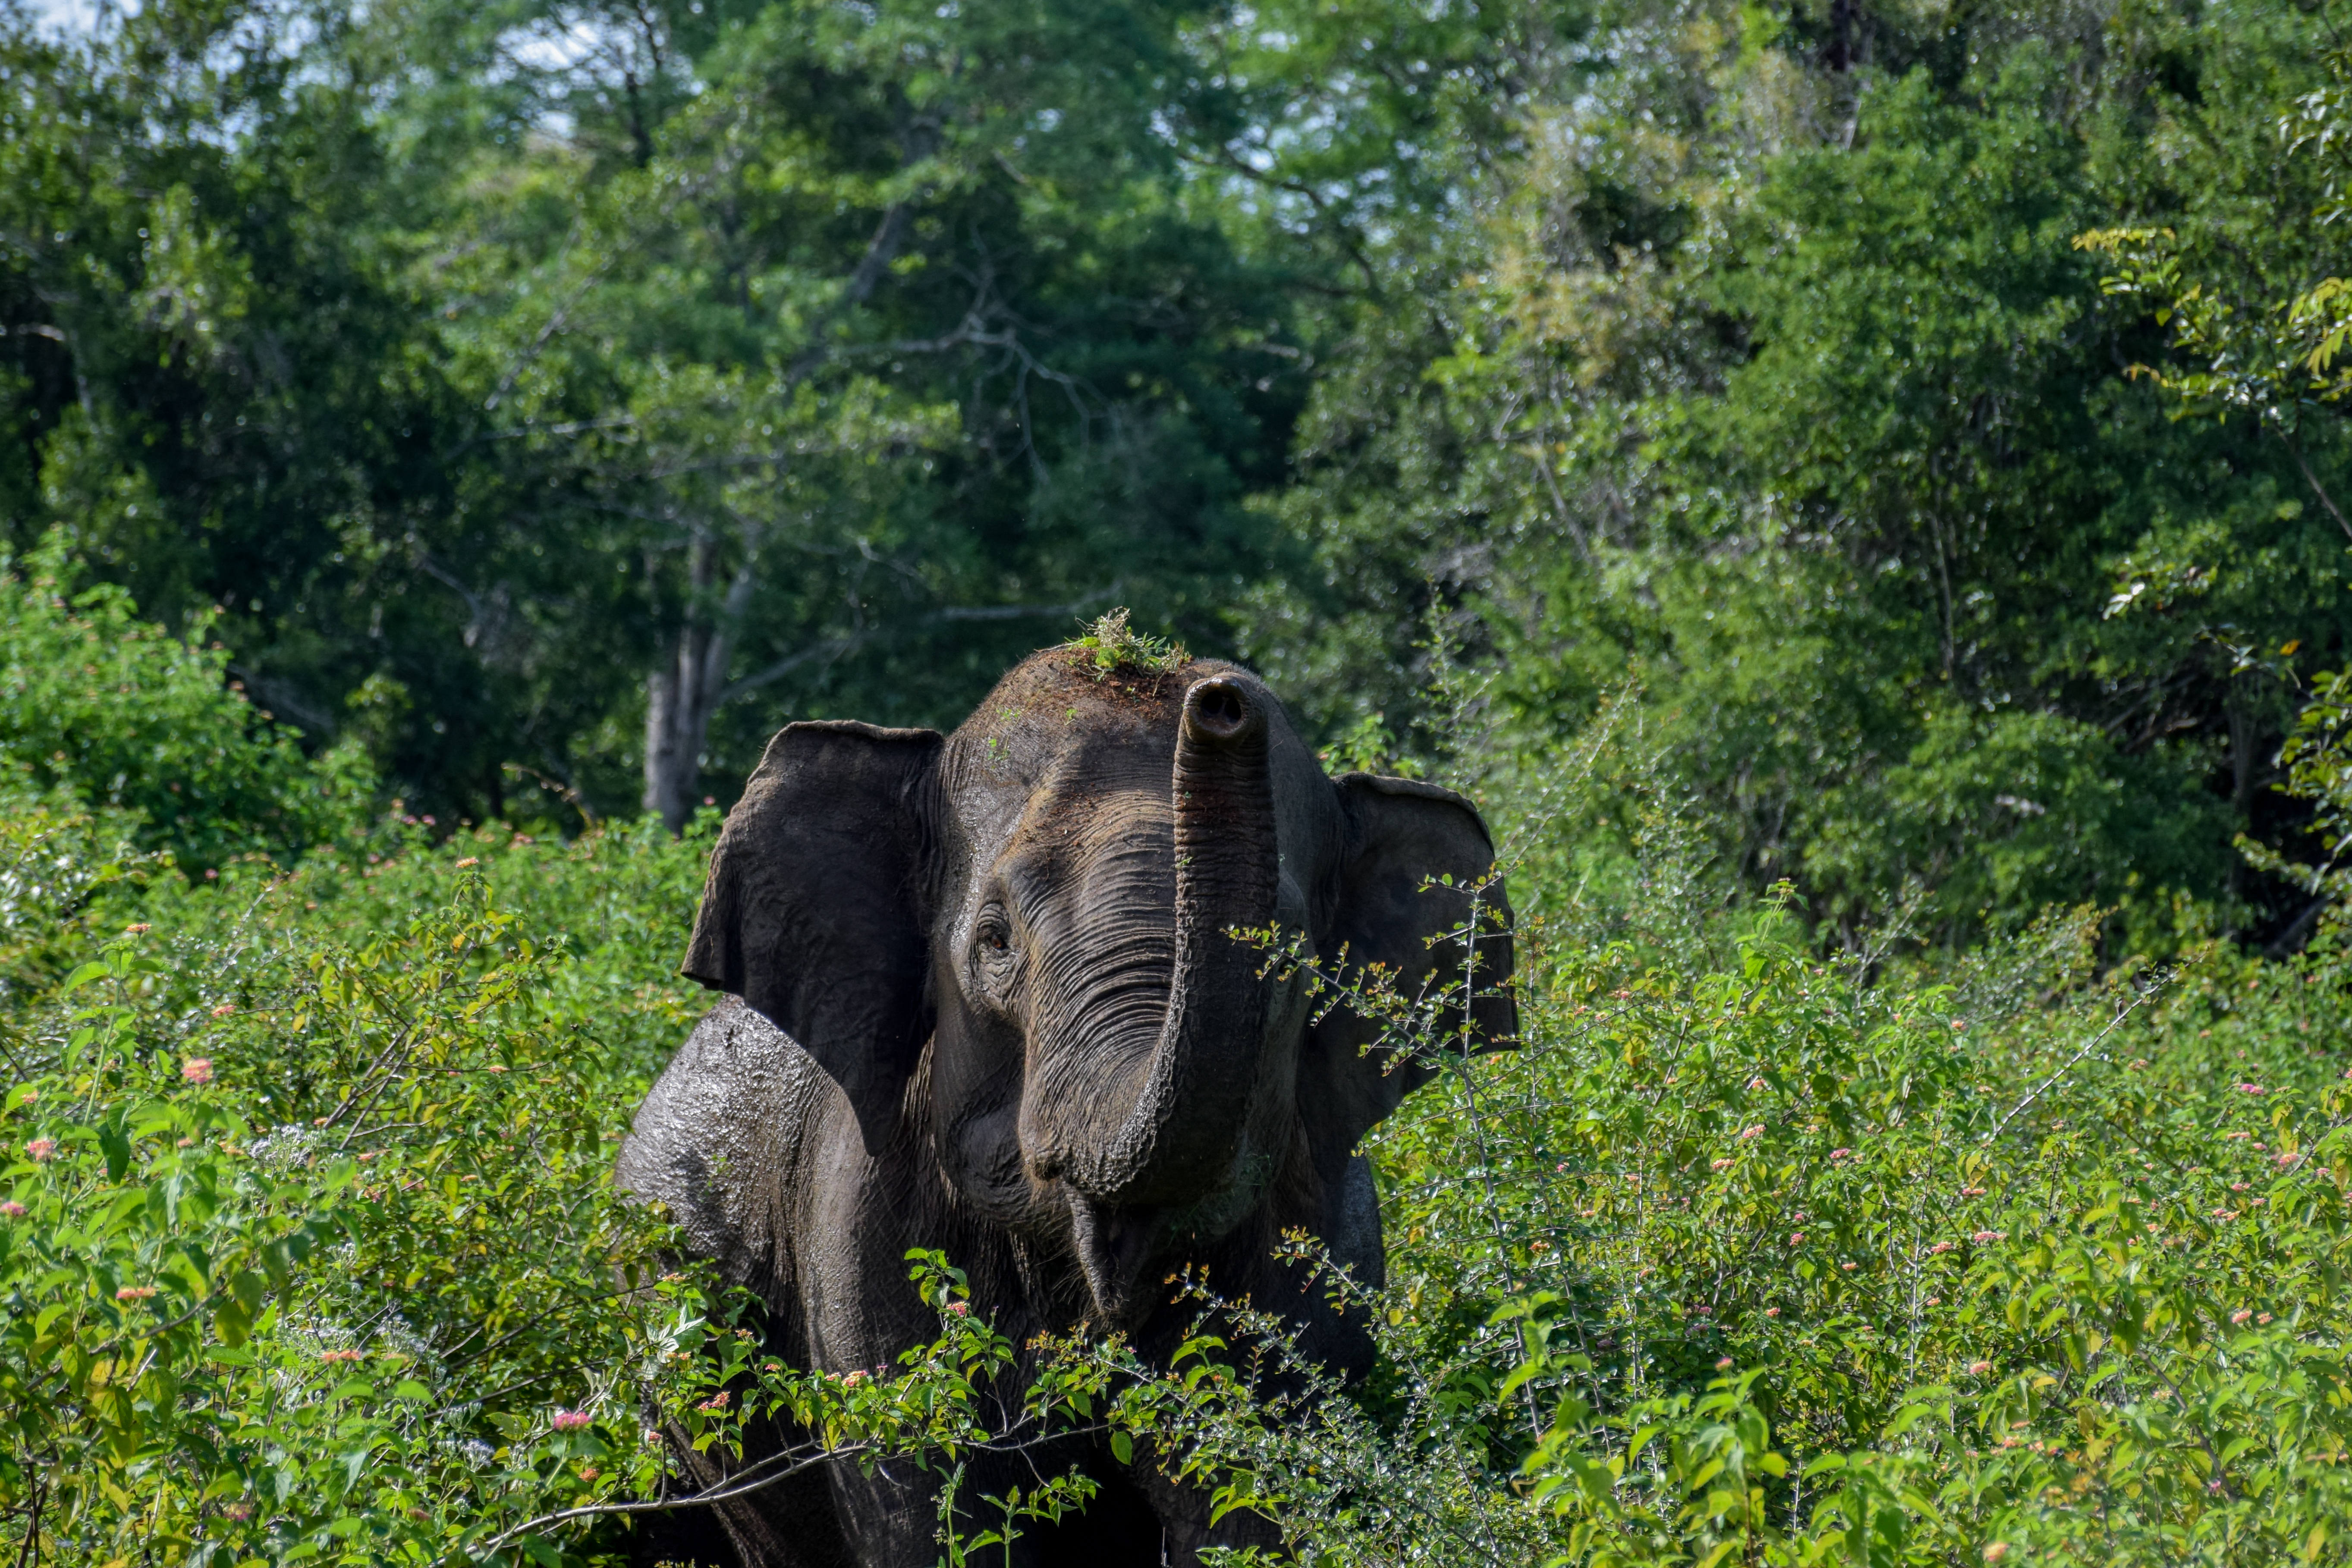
[643,538,754,833]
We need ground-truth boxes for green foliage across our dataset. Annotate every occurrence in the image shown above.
[0,817,1137,1563]
[1244,0,2352,950]
[11,0,2352,943]
[0,537,374,873]
[1062,607,1190,677]
[1051,885,2352,1565]
[0,0,1304,825]
[0,792,154,1002]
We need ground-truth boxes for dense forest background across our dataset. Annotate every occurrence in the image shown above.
[5,0,2351,950]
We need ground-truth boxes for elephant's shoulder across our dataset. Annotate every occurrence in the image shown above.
[616,996,831,1299]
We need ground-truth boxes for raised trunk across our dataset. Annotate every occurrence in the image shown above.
[1061,676,1281,1206]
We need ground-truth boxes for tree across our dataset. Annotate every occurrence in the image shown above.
[1,0,1312,828]
[1237,0,2352,948]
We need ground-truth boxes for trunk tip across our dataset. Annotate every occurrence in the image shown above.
[1182,676,1261,747]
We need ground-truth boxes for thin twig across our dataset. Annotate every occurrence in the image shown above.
[1984,986,2158,1144]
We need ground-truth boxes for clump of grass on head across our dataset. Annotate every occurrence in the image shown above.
[1063,609,1189,678]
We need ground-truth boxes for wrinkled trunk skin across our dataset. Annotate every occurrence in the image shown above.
[1048,678,1295,1319]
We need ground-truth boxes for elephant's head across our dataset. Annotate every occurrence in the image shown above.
[681,650,1515,1324]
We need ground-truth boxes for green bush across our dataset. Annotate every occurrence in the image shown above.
[0,536,374,875]
[1049,901,2352,1566]
[0,823,1123,1564]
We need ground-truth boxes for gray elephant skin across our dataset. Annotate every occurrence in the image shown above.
[617,648,1516,1566]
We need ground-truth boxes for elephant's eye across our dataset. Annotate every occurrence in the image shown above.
[973,910,1016,971]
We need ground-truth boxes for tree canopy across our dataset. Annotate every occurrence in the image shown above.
[5,0,2351,947]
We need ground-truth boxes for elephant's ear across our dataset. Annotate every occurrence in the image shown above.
[1301,774,1518,1172]
[682,720,943,1154]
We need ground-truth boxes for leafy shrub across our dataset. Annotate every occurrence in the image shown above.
[1071,895,2352,1565]
[0,537,374,874]
[0,816,1143,1564]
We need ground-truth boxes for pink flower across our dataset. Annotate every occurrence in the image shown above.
[945,1300,969,1317]
[224,1502,253,1522]
[2231,1309,2252,1324]
[696,1392,730,1412]
[1763,1307,1780,1317]
[124,923,150,934]
[1829,1147,1852,1161]
[1710,1157,1733,1170]
[2237,1083,2265,1095]
[2277,1152,2302,1168]
[24,1139,54,1162]
[1839,1261,1857,1272]
[182,1058,214,1085]
[550,1409,592,1431]
[1739,1125,1764,1141]
[842,1370,867,1386]
[115,1285,157,1301]
[578,1464,600,1480]
[1789,1232,1805,1245]
[1929,1241,1955,1255]
[1714,1356,1734,1370]
[456,857,479,868]
[0,1202,22,1218]
[2257,1312,2273,1324]
[1972,1230,2005,1244]
[1968,1360,1993,1375]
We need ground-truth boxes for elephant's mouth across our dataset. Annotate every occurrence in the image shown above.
[1066,1194,1166,1326]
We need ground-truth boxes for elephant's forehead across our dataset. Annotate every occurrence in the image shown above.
[995,776,1174,889]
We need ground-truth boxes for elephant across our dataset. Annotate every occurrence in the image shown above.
[616,644,1515,1566]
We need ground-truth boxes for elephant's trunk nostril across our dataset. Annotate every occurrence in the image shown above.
[1181,677,1258,747]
